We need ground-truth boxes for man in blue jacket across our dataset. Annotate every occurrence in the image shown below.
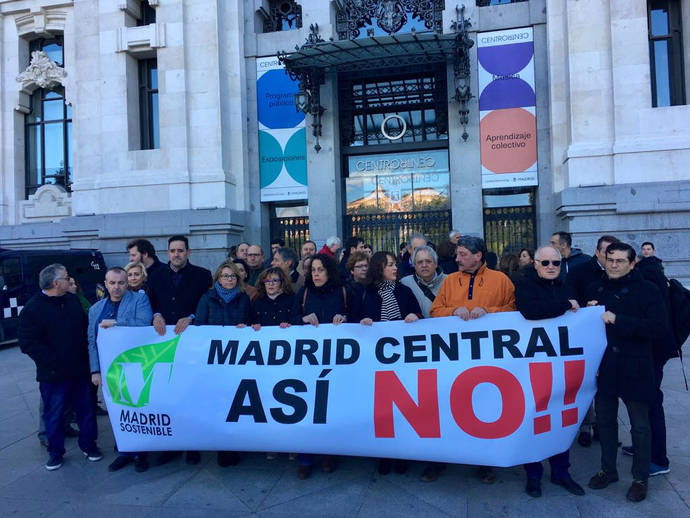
[88,266,153,472]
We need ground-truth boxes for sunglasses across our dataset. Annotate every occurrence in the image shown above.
[539,260,561,267]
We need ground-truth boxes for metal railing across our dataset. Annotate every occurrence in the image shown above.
[270,216,310,252]
[483,206,536,257]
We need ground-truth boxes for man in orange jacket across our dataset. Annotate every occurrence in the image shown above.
[426,236,516,484]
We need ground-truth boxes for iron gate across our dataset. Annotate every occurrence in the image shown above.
[270,216,310,252]
[483,206,536,257]
[345,210,451,254]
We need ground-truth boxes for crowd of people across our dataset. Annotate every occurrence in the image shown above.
[17,230,678,503]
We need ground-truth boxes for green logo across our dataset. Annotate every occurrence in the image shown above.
[106,335,180,408]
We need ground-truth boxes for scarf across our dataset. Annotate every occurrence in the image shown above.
[378,280,401,321]
[267,290,283,301]
[215,282,239,304]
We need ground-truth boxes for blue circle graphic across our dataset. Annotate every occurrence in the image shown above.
[257,70,305,129]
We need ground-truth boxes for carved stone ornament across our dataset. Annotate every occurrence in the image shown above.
[16,50,66,91]
[20,184,72,222]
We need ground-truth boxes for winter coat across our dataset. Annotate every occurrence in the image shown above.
[360,282,423,322]
[636,255,677,362]
[515,272,575,320]
[18,292,90,383]
[147,262,212,323]
[558,248,591,281]
[292,281,358,325]
[250,293,295,326]
[430,263,516,317]
[195,289,251,326]
[565,256,606,306]
[400,272,447,318]
[87,290,154,372]
[585,269,667,402]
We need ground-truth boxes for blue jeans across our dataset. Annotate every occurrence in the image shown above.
[524,450,570,481]
[40,378,98,459]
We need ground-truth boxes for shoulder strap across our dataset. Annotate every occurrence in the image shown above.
[413,274,437,303]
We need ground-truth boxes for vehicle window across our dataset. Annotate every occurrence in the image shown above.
[0,258,22,288]
[26,254,105,288]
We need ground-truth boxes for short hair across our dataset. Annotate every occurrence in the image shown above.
[412,245,438,264]
[126,238,156,257]
[256,267,294,298]
[535,246,562,261]
[325,236,341,248]
[106,266,127,279]
[449,229,461,239]
[213,261,245,292]
[302,240,316,250]
[366,251,396,286]
[436,240,456,260]
[457,236,488,263]
[606,242,636,262]
[275,247,298,267]
[305,253,341,288]
[552,231,572,248]
[363,243,372,250]
[39,263,66,290]
[344,236,363,251]
[597,235,620,251]
[124,261,148,281]
[168,235,189,249]
[346,251,369,272]
[270,238,285,247]
[407,232,427,245]
[641,241,655,250]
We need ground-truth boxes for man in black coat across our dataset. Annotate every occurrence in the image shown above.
[585,242,667,502]
[514,246,585,498]
[627,246,676,475]
[147,235,212,465]
[18,263,102,471]
[565,234,619,447]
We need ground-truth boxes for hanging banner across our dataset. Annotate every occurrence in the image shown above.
[478,27,538,189]
[98,307,606,467]
[256,56,308,201]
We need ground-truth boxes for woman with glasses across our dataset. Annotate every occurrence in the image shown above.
[360,251,422,475]
[195,260,250,467]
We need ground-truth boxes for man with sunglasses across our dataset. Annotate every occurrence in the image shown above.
[585,242,667,502]
[514,246,584,498]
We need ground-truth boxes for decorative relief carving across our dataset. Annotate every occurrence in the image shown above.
[16,50,66,91]
[20,185,72,222]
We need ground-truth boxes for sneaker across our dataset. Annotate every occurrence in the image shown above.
[108,455,133,472]
[526,478,542,498]
[577,431,592,447]
[649,462,670,476]
[588,471,619,489]
[134,455,149,473]
[82,447,104,462]
[626,480,648,502]
[621,445,634,456]
[45,456,63,471]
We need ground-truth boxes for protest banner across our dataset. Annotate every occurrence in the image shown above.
[98,307,606,466]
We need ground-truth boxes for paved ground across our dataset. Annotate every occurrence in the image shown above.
[1,345,688,517]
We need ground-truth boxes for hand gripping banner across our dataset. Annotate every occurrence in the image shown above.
[98,307,606,466]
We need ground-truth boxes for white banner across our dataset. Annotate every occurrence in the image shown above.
[98,307,606,467]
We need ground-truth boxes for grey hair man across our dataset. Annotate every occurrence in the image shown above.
[18,264,102,471]
[399,232,427,277]
[272,247,303,290]
[400,245,447,318]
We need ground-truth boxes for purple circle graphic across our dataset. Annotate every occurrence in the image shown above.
[478,42,534,76]
[479,78,535,110]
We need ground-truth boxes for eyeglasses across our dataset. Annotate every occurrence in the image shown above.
[263,278,281,284]
[220,274,238,280]
[539,260,561,267]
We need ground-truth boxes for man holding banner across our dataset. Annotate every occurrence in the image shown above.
[585,242,667,502]
[429,236,516,484]
[515,246,585,497]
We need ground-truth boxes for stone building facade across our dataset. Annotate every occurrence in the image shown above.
[0,0,688,282]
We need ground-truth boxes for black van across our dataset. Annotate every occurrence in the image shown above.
[0,249,106,344]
